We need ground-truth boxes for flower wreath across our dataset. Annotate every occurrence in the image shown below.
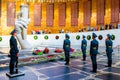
[76,35,80,40]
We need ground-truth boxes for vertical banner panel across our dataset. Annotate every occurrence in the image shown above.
[111,0,115,23]
[97,0,105,25]
[7,2,15,26]
[59,3,66,26]
[46,4,54,27]
[111,0,119,23]
[119,0,120,12]
[71,2,78,26]
[0,0,1,25]
[84,1,91,26]
[97,0,100,24]
[114,0,119,23]
[34,4,42,26]
[100,0,105,24]
[0,0,1,17]
[84,2,86,25]
[86,1,91,25]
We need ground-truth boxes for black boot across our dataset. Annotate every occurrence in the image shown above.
[94,64,97,73]
[91,64,95,73]
[106,60,112,67]
[91,64,97,73]
[16,68,18,74]
[105,60,110,67]
[10,64,14,74]
[65,58,69,65]
[108,60,112,67]
[82,55,86,61]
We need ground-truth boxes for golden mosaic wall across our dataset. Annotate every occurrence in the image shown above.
[0,0,114,35]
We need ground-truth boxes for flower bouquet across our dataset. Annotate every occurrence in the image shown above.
[33,49,43,55]
[54,48,63,53]
[46,55,56,61]
[70,48,74,52]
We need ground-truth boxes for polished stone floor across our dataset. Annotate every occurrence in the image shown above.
[0,52,120,80]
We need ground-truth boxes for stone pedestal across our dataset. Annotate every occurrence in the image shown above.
[6,71,25,78]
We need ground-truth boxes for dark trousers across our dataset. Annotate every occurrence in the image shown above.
[9,56,18,74]
[82,50,86,60]
[107,52,112,67]
[65,51,70,64]
[9,61,14,74]
[91,54,97,72]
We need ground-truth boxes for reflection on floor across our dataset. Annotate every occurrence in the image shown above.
[0,52,120,80]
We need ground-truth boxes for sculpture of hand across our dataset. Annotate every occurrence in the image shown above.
[15,17,32,49]
[15,5,32,49]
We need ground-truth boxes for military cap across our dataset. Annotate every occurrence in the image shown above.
[10,29,16,35]
[92,33,97,38]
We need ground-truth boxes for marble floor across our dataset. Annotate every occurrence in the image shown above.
[0,52,120,80]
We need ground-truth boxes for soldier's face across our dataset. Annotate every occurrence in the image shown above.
[92,36,94,39]
[13,32,17,36]
[107,36,109,39]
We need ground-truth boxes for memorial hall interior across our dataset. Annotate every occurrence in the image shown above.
[0,0,119,35]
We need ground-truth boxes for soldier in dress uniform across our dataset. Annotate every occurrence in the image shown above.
[90,33,99,73]
[105,34,113,67]
[9,30,19,74]
[81,35,87,61]
[63,34,71,65]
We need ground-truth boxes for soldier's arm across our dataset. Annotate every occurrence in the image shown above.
[63,40,65,50]
[69,40,71,48]
[81,40,83,48]
[97,41,99,50]
[106,41,109,49]
[13,39,19,53]
[90,41,92,55]
[86,40,87,46]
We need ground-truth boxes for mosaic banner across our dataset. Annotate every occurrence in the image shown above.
[84,1,91,26]
[34,4,42,26]
[7,2,15,26]
[111,0,119,23]
[71,2,79,26]
[0,0,1,17]
[97,0,105,25]
[46,4,54,27]
[59,3,66,26]
[0,0,1,25]
[114,0,119,23]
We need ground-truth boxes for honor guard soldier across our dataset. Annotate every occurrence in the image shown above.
[105,34,113,67]
[81,35,87,61]
[9,30,19,74]
[63,34,71,65]
[90,33,99,73]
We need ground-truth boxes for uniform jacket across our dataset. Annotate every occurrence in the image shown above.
[90,39,99,55]
[63,39,71,52]
[9,36,19,57]
[106,39,113,53]
[81,39,87,51]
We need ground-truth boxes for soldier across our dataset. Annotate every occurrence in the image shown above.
[63,34,71,65]
[81,35,87,61]
[9,30,19,74]
[90,33,99,73]
[105,34,113,67]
